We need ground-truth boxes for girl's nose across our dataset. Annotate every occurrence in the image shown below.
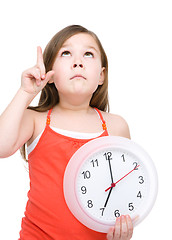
[73,63,83,68]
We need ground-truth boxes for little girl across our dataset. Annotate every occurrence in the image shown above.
[0,25,133,240]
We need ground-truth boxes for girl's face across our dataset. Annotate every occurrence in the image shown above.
[51,33,105,103]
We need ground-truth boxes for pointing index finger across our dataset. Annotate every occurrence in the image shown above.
[37,46,45,77]
[37,46,44,66]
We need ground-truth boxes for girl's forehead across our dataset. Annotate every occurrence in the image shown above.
[61,33,99,51]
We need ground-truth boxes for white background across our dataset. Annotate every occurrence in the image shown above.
[0,0,171,239]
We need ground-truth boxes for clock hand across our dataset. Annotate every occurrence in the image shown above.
[107,157,114,183]
[105,165,140,192]
[104,186,113,208]
[103,156,115,209]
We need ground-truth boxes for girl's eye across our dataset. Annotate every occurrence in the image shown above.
[61,51,71,56]
[84,52,94,58]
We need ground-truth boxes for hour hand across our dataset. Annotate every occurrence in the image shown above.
[104,187,113,208]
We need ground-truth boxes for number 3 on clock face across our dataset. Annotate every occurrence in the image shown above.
[63,136,158,233]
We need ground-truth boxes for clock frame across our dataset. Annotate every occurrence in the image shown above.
[63,136,158,233]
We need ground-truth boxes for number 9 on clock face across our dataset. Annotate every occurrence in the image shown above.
[63,136,158,233]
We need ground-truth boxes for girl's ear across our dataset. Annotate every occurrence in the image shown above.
[48,74,54,84]
[99,67,105,85]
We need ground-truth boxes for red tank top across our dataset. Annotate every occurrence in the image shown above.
[19,108,109,240]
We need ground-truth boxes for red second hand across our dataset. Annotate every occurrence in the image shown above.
[105,165,140,192]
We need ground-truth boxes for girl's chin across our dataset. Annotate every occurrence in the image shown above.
[70,81,87,94]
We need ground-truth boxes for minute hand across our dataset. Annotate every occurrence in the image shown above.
[105,165,140,192]
[108,158,114,183]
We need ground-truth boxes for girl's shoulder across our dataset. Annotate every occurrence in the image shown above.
[26,109,48,145]
[101,111,131,139]
[25,108,48,125]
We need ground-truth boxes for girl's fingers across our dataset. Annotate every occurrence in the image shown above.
[114,217,121,239]
[126,215,133,239]
[21,48,54,94]
[23,67,41,81]
[37,46,45,77]
[36,70,54,88]
[120,216,128,239]
[37,46,44,66]
[37,47,55,83]
[106,227,115,240]
[107,215,133,240]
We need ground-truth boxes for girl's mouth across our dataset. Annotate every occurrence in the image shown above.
[70,74,86,80]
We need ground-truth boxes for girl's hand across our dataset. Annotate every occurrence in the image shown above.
[107,215,133,240]
[21,46,54,95]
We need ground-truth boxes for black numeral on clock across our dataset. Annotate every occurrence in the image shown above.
[100,207,105,216]
[128,202,134,211]
[133,162,139,170]
[139,176,144,184]
[137,191,142,198]
[82,171,91,179]
[121,154,125,162]
[81,186,87,194]
[91,159,99,167]
[114,210,120,218]
[87,200,93,208]
[104,152,112,161]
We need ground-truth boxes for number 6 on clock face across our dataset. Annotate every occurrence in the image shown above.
[63,136,158,233]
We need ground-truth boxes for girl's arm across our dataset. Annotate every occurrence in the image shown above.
[0,47,54,158]
[0,89,37,157]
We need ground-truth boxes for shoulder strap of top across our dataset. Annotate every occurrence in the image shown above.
[94,108,107,131]
[46,108,53,125]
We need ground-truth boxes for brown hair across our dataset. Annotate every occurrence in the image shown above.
[20,25,109,160]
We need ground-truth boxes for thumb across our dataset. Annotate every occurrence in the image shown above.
[45,70,55,83]
[36,70,54,90]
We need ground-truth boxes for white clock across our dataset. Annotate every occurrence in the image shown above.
[63,136,158,233]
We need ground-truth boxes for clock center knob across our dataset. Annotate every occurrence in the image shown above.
[111,183,116,188]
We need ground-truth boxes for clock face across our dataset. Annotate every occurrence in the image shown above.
[76,147,147,225]
[63,136,158,233]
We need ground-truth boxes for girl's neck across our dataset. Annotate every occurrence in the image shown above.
[56,102,92,114]
[57,86,95,108]
[57,95,92,113]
